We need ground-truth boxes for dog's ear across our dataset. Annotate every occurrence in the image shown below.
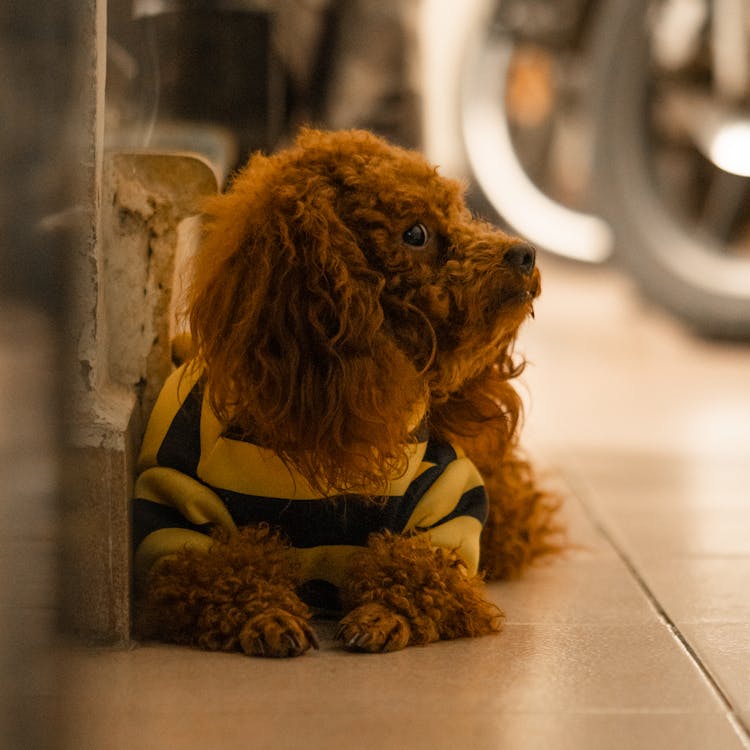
[188,151,425,493]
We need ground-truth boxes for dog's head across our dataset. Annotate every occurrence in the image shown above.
[189,129,539,491]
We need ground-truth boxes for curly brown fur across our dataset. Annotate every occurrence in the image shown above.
[139,128,564,656]
[188,136,428,494]
[136,526,319,657]
[428,362,565,579]
[338,532,503,652]
[480,457,565,579]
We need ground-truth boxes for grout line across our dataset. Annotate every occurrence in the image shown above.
[564,471,750,747]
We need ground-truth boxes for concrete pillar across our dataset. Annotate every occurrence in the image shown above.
[66,152,217,644]
[59,0,219,652]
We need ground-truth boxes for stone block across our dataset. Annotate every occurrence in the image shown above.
[67,152,217,643]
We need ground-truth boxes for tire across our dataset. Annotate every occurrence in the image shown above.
[459,15,614,264]
[590,0,750,338]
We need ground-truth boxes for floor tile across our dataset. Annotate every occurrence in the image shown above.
[62,621,725,717]
[57,621,739,749]
[520,263,750,461]
[637,558,750,623]
[57,707,748,750]
[551,488,620,560]
[489,558,655,625]
[464,713,746,750]
[594,504,750,560]
[680,623,750,726]
[563,452,750,513]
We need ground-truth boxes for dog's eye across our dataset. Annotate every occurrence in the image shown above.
[402,223,429,247]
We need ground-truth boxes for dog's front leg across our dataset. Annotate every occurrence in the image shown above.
[336,532,503,653]
[136,526,319,657]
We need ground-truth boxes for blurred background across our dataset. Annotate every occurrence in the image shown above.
[101,0,750,338]
[1,1,749,747]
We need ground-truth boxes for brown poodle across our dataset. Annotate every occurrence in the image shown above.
[132,128,562,657]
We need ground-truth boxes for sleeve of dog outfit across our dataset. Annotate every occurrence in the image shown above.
[401,441,488,576]
[132,363,236,582]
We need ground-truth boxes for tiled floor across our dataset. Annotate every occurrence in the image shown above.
[521,259,750,746]
[3,258,750,749]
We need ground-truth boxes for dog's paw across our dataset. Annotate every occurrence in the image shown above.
[239,608,319,658]
[336,603,412,653]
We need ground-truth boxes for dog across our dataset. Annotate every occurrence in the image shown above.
[132,128,561,656]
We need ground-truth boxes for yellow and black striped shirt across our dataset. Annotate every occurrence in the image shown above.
[133,363,488,593]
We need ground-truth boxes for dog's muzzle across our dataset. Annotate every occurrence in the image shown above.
[503,243,536,277]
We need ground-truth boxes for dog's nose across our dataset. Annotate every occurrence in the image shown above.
[503,243,536,276]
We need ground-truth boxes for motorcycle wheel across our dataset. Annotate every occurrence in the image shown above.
[590,0,750,339]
